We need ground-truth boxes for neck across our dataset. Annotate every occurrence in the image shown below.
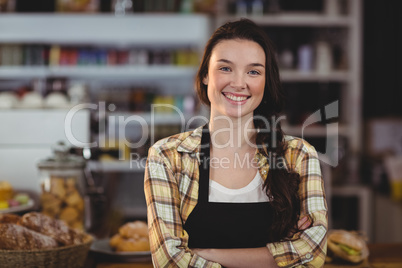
[208,113,257,150]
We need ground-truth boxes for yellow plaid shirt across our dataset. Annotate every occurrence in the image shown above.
[144,125,327,268]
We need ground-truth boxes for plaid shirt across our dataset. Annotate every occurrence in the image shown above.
[144,125,327,268]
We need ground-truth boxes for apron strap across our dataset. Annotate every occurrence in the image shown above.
[198,124,210,204]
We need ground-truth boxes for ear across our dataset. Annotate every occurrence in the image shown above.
[203,75,208,85]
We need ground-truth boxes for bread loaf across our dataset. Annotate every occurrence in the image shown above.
[0,223,58,250]
[19,212,84,246]
[0,213,21,224]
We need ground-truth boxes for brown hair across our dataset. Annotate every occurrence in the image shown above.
[196,18,301,242]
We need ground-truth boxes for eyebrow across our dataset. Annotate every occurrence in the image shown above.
[217,59,265,68]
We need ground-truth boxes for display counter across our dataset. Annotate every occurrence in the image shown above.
[85,243,402,268]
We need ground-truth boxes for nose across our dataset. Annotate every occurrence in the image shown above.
[230,72,246,90]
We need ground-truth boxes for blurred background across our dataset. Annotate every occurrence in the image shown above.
[0,0,401,243]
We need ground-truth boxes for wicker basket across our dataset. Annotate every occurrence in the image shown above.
[0,234,93,268]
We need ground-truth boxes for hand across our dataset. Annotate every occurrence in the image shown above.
[191,248,212,260]
[298,215,312,230]
[286,215,313,238]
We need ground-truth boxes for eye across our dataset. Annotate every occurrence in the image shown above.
[248,70,261,75]
[219,66,231,72]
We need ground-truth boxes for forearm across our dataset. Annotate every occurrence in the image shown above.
[194,247,278,268]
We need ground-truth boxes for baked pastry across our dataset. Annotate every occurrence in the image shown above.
[59,206,79,224]
[0,223,58,250]
[0,213,21,224]
[19,212,84,246]
[109,233,124,248]
[40,177,85,230]
[109,221,150,252]
[119,221,149,239]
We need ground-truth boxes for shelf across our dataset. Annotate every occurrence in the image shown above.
[283,123,347,137]
[217,13,352,27]
[0,67,349,82]
[280,70,349,82]
[0,66,198,79]
[108,111,198,125]
[87,160,145,172]
[0,14,210,46]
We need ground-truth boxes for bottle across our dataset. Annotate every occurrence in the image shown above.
[279,48,294,69]
[180,0,193,13]
[315,41,333,74]
[236,0,247,16]
[297,44,313,72]
[267,0,280,13]
[251,0,264,16]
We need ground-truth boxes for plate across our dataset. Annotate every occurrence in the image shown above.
[90,239,152,262]
[0,199,34,214]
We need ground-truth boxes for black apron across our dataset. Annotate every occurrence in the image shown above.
[183,127,274,249]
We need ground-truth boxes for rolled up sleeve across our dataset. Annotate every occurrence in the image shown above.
[267,141,328,267]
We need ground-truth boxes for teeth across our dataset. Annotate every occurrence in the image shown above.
[224,93,248,102]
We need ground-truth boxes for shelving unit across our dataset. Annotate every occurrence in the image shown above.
[0,15,211,219]
[0,14,210,121]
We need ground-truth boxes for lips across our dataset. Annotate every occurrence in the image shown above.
[222,92,250,102]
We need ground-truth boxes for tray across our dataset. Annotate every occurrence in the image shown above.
[0,199,34,214]
[90,239,151,262]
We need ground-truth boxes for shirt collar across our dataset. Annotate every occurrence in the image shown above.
[176,124,204,154]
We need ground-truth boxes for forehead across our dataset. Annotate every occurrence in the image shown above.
[211,39,265,63]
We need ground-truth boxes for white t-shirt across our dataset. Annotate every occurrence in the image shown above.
[209,171,270,203]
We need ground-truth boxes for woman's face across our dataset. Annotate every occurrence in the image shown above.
[204,39,266,121]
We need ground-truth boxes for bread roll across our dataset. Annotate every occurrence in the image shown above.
[109,233,122,248]
[19,212,83,246]
[110,221,150,252]
[0,223,58,250]
[0,213,21,224]
[119,221,148,239]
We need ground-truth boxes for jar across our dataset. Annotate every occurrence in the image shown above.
[38,141,86,230]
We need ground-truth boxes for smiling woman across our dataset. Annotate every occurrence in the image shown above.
[144,18,327,268]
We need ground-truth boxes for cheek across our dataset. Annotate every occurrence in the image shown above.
[252,79,265,95]
[206,86,215,104]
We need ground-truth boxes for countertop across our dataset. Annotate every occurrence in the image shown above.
[85,243,402,268]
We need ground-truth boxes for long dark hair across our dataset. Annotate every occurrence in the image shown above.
[195,18,301,242]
